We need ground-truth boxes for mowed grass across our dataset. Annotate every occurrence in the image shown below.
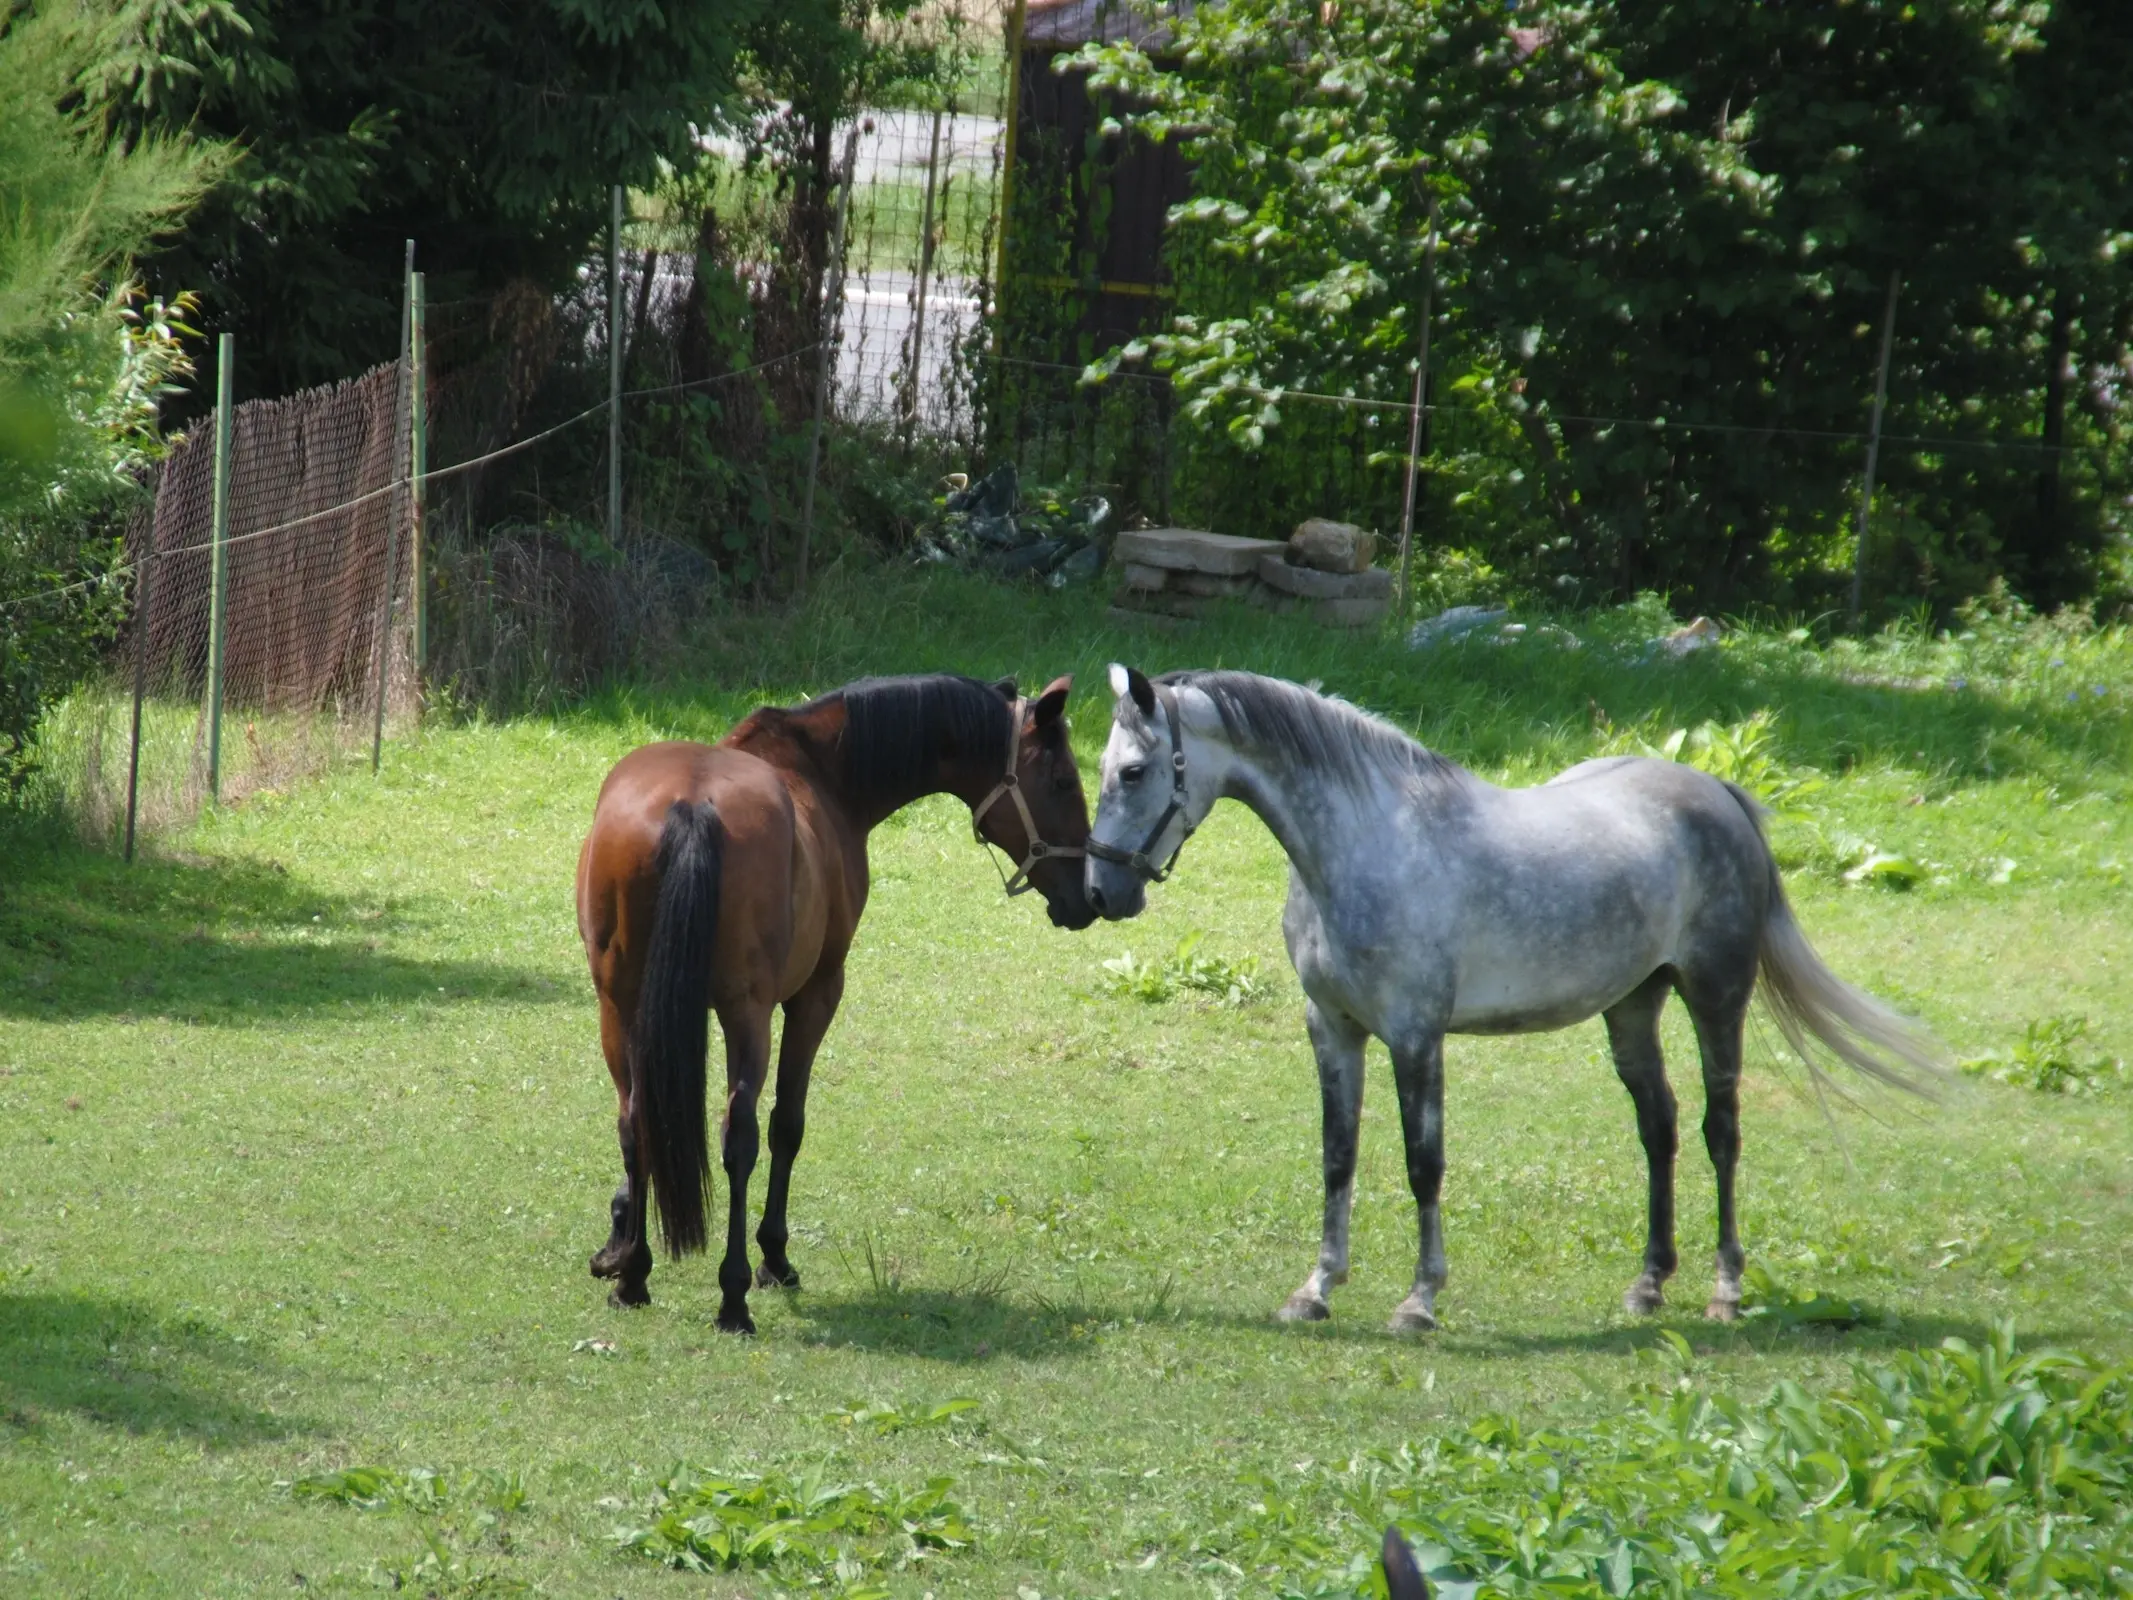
[2,570,2130,1596]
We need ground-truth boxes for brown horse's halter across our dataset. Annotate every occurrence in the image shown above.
[971,698,1086,897]
[1084,682,1194,883]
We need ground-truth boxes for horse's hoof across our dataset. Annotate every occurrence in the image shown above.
[1623,1280,1666,1315]
[715,1305,757,1336]
[1388,1299,1438,1334]
[755,1260,800,1291]
[1275,1292,1330,1323]
[609,1281,650,1309]
[1704,1297,1741,1323]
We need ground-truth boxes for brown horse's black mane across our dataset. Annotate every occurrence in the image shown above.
[812,673,1013,813]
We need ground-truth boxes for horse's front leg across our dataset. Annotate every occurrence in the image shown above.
[1278,999,1366,1323]
[714,1002,775,1334]
[755,965,845,1291]
[1388,1030,1448,1332]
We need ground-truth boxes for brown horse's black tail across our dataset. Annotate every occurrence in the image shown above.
[632,798,723,1257]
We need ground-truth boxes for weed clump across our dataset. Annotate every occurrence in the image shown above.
[1100,930,1271,1007]
[1962,1015,2126,1096]
[1203,1323,2133,1599]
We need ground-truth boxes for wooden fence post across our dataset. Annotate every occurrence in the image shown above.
[1396,197,1439,617]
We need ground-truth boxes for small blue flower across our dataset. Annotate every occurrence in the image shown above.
[2050,657,2065,669]
[2093,685,2109,697]
[2068,690,2079,702]
[1948,676,1967,691]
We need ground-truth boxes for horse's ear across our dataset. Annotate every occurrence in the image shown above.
[1033,675,1072,729]
[1381,1527,1430,1600]
[1108,662,1156,717]
[992,676,1020,702]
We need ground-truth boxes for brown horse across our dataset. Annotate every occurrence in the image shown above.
[574,672,1093,1331]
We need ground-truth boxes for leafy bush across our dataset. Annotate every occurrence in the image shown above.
[1962,1016,2126,1097]
[613,1466,973,1588]
[288,1465,529,1596]
[1201,1323,2133,1600]
[1101,930,1272,1007]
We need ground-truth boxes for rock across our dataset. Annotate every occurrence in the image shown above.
[1173,571,1259,599]
[1289,518,1376,574]
[1314,595,1391,628]
[1656,616,1722,657]
[1408,605,1509,648]
[1114,527,1288,577]
[1257,555,1392,600]
[1120,562,1170,592]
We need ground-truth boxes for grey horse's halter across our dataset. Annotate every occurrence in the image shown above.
[1086,682,1193,883]
[971,698,1085,897]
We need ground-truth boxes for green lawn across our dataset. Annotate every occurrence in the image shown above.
[3,571,2129,1596]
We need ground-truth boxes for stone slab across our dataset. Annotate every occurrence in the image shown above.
[1119,561,1170,592]
[1114,527,1288,577]
[1257,555,1393,600]
[1173,570,1260,599]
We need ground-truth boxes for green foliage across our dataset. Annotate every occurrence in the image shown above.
[289,1465,530,1596]
[1208,1324,2133,1600]
[614,1466,974,1586]
[1079,0,2133,614]
[1,6,221,792]
[1962,1015,2127,1096]
[1101,929,1272,1007]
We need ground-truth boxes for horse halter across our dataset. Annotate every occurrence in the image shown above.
[970,698,1086,897]
[1085,682,1194,883]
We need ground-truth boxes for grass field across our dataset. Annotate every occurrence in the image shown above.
[3,570,2130,1597]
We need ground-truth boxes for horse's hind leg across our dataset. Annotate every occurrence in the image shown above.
[1388,1030,1449,1333]
[714,1001,775,1334]
[1278,1000,1366,1323]
[1603,972,1679,1314]
[588,993,653,1306]
[1684,989,1750,1321]
[756,966,845,1291]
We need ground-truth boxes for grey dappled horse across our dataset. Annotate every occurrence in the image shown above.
[1084,666,1944,1332]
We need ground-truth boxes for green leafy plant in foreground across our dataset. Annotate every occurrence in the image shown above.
[1102,930,1271,1007]
[614,1466,974,1587]
[823,1395,983,1435]
[1961,1015,2127,1096]
[287,1466,529,1596]
[1205,1323,2132,1600]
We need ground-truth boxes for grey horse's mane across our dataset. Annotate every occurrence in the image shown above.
[1154,670,1464,796]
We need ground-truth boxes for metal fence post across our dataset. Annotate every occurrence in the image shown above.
[609,183,624,543]
[411,269,427,678]
[1848,269,1902,625]
[206,332,234,803]
[373,240,413,775]
[1396,197,1439,616]
[796,123,862,596]
[123,535,155,861]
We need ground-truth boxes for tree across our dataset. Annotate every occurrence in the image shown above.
[2,1,222,790]
[89,0,782,400]
[1084,0,2133,613]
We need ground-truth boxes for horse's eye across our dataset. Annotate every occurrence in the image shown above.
[1054,773,1079,794]
[1120,763,1147,785]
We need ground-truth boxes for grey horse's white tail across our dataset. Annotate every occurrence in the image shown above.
[1722,782,1947,1098]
